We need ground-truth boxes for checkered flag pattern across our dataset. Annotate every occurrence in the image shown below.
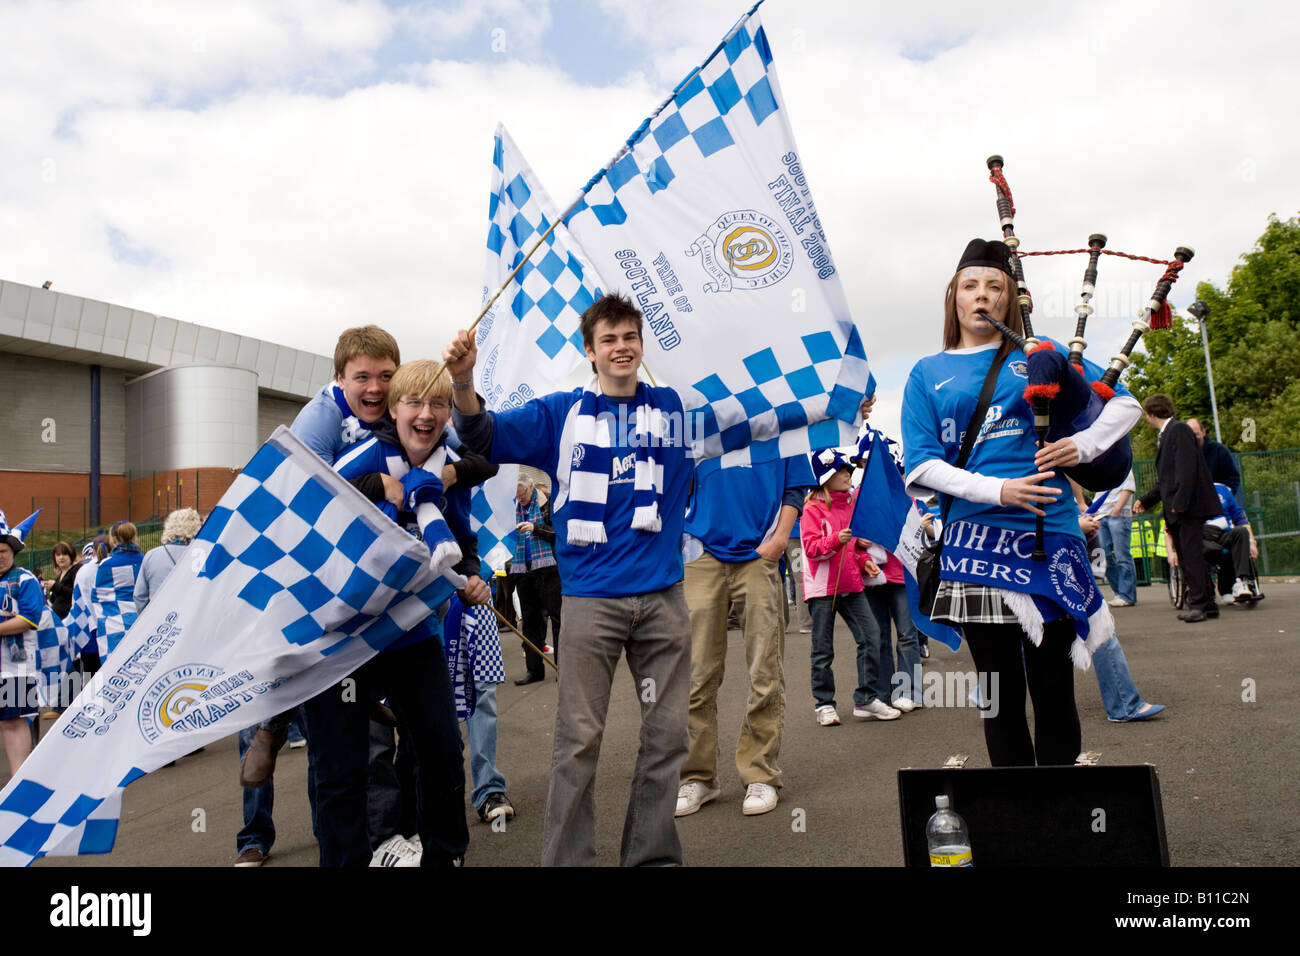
[0,427,461,865]
[35,608,73,698]
[470,466,519,574]
[66,585,94,657]
[0,780,124,865]
[690,325,869,460]
[560,4,871,468]
[568,13,779,229]
[463,603,505,684]
[480,125,604,381]
[194,436,460,655]
[92,563,138,658]
[472,126,595,568]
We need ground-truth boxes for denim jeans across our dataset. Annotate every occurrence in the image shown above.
[1098,515,1137,604]
[1092,635,1150,721]
[866,583,923,704]
[807,591,883,709]
[366,721,402,849]
[237,724,274,855]
[466,680,507,809]
[302,637,468,867]
[784,541,811,630]
[541,584,691,867]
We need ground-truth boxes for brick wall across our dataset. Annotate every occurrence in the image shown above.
[0,467,238,532]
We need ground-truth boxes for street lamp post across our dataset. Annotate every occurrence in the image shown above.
[1187,300,1222,443]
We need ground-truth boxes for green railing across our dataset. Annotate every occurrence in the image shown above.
[18,520,164,578]
[1133,447,1300,576]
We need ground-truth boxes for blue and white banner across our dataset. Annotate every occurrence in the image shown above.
[0,427,461,866]
[849,429,962,651]
[562,1,868,466]
[470,124,602,569]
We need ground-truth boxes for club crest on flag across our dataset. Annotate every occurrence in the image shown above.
[687,209,793,292]
[137,662,225,743]
[560,2,870,467]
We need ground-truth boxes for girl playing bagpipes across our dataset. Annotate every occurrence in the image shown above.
[900,239,1140,766]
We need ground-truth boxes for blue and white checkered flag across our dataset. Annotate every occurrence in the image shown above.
[561,1,869,465]
[92,559,139,659]
[35,609,74,703]
[470,125,601,569]
[849,429,962,652]
[0,427,462,866]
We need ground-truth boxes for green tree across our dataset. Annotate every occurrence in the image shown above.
[1125,212,1300,454]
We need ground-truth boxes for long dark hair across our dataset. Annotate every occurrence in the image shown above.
[941,269,1024,364]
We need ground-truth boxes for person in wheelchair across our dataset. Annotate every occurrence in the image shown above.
[1166,482,1262,606]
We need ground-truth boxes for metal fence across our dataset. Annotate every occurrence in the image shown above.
[19,519,164,577]
[1134,447,1300,576]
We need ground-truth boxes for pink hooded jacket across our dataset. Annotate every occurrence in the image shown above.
[801,489,874,599]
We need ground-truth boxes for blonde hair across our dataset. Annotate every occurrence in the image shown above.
[113,521,137,545]
[162,508,202,545]
[387,360,452,412]
[334,325,401,377]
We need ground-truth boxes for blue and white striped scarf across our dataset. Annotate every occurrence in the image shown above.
[558,376,665,545]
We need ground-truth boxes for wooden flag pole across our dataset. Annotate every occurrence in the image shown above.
[489,604,558,672]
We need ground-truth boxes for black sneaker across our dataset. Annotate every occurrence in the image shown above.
[478,792,515,824]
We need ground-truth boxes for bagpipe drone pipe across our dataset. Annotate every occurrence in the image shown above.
[980,155,1193,494]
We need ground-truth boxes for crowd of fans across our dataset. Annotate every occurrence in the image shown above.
[0,275,1265,867]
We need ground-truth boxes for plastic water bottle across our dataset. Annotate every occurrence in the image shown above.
[926,795,972,867]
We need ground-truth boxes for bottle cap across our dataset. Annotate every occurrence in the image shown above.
[935,795,950,809]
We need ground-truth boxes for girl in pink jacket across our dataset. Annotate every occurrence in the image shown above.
[801,450,902,726]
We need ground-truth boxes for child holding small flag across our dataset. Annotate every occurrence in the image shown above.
[801,450,899,726]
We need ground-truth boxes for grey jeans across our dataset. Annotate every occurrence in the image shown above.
[541,582,691,866]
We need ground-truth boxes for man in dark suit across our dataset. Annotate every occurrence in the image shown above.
[1134,395,1222,622]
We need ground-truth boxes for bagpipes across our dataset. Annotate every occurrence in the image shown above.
[976,155,1192,558]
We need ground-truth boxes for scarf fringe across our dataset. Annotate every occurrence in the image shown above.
[560,375,663,546]
[996,587,1110,672]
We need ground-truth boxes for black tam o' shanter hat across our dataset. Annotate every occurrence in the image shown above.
[956,238,1014,278]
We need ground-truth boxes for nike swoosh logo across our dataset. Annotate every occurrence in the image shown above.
[934,376,955,390]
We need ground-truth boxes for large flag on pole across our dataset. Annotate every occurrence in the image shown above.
[0,428,461,865]
[562,0,868,468]
[849,429,963,652]
[470,124,603,569]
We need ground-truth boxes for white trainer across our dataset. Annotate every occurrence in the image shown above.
[815,704,841,727]
[675,781,721,817]
[1232,578,1251,601]
[742,782,779,816]
[853,699,901,720]
[369,834,422,867]
[892,697,917,713]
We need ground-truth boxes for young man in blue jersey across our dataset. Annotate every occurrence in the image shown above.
[444,293,694,866]
[675,457,812,819]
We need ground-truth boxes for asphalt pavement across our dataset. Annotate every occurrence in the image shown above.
[27,577,1298,868]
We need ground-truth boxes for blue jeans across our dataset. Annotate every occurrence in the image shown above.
[237,725,274,855]
[302,638,468,867]
[466,680,507,809]
[1092,635,1150,721]
[808,591,883,709]
[1098,515,1137,604]
[866,584,923,704]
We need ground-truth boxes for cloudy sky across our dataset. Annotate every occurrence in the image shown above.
[2,0,1294,436]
